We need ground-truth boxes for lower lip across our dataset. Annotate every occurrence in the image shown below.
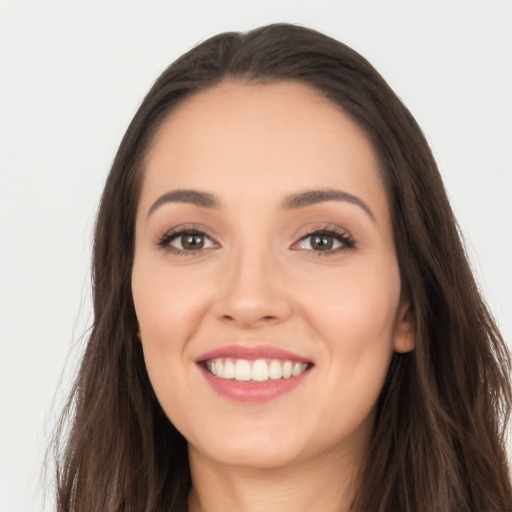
[200,367,310,403]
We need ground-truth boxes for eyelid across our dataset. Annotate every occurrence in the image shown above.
[156,224,220,254]
[290,225,356,254]
[155,222,355,255]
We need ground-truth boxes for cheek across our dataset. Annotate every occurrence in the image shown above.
[131,261,213,405]
[299,258,401,379]
[132,261,211,343]
[297,262,400,431]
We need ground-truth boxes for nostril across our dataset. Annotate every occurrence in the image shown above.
[219,313,279,327]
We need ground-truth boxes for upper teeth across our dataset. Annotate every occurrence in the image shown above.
[206,358,308,382]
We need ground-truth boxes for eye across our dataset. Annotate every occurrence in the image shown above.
[293,228,355,254]
[158,229,217,253]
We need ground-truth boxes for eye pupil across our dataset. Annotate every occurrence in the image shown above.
[311,235,333,250]
[182,233,204,250]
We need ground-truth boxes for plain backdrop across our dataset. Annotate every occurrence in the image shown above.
[1,1,511,510]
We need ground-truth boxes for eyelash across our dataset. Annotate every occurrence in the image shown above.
[157,226,217,256]
[156,226,356,256]
[293,227,356,255]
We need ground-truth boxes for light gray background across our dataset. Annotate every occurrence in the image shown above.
[1,1,511,510]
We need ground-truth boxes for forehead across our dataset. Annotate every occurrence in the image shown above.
[140,81,389,220]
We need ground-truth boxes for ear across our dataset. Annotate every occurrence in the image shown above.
[393,301,415,353]
[134,317,142,341]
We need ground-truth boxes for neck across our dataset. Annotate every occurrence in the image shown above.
[187,447,361,512]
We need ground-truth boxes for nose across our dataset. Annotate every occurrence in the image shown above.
[212,247,293,329]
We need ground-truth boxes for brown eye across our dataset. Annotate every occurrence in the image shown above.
[164,230,216,252]
[181,233,205,250]
[293,229,356,254]
[310,234,334,250]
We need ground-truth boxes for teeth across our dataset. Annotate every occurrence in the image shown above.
[282,361,293,378]
[252,359,269,382]
[206,358,308,382]
[224,360,235,379]
[292,362,303,377]
[235,360,251,381]
[269,360,283,380]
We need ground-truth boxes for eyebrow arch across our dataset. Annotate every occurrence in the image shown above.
[147,187,375,221]
[281,189,376,222]
[147,189,220,217]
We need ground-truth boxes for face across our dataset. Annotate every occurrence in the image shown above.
[131,81,414,471]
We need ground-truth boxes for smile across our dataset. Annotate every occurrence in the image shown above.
[196,345,313,402]
[205,358,310,382]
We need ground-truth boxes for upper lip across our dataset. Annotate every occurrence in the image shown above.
[195,344,312,363]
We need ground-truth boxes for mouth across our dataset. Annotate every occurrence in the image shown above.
[201,358,312,382]
[196,345,313,402]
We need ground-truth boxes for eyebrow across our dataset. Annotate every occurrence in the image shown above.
[147,187,376,222]
[281,189,376,222]
[147,189,220,217]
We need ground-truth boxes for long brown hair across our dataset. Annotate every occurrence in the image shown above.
[53,23,512,511]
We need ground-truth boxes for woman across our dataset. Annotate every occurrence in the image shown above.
[53,23,512,511]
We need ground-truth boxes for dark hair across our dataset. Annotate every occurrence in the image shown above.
[53,23,512,511]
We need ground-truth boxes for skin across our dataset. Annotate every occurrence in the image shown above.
[131,81,414,512]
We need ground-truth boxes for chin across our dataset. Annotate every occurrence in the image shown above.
[186,418,313,470]
[191,440,305,470]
